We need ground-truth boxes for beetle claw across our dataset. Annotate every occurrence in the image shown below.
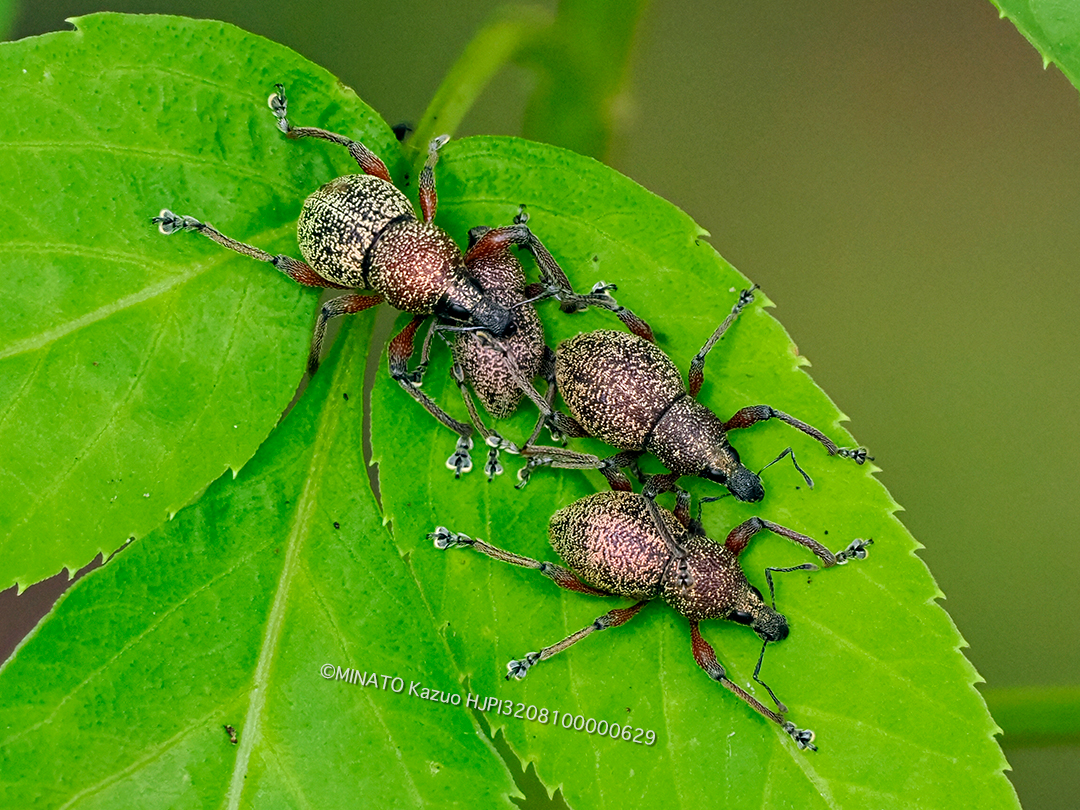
[446,436,474,476]
[783,722,817,752]
[506,652,540,680]
[835,538,873,564]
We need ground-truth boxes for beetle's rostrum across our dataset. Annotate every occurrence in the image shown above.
[407,213,550,478]
[430,489,870,750]
[397,206,655,478]
[516,286,868,501]
[153,85,649,475]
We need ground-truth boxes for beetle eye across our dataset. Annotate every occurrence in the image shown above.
[728,610,756,626]
[703,467,728,485]
[436,298,472,322]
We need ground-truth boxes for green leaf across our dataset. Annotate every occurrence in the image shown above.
[991,0,1080,92]
[371,136,1020,807]
[1,11,1019,809]
[0,321,518,808]
[0,13,402,592]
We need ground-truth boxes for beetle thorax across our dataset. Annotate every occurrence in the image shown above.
[660,534,748,622]
[647,398,733,478]
[369,222,468,314]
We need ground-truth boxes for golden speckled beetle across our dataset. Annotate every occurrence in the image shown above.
[516,287,868,499]
[154,85,648,474]
[430,489,870,750]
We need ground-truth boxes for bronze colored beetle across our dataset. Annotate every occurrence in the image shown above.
[154,85,645,473]
[517,287,867,500]
[430,489,870,750]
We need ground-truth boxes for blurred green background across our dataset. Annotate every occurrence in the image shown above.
[4,0,1078,807]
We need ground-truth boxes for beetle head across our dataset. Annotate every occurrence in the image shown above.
[437,278,516,337]
[702,446,765,503]
[727,584,789,642]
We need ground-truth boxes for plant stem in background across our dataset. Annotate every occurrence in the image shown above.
[410,5,553,174]
[983,686,1080,747]
[0,0,17,41]
[519,0,650,160]
[412,0,650,175]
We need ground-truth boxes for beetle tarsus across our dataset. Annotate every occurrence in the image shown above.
[152,209,203,235]
[484,448,503,480]
[268,84,289,132]
[428,526,474,550]
[446,436,474,477]
[506,652,540,680]
[837,446,871,464]
[834,538,873,564]
[783,722,818,752]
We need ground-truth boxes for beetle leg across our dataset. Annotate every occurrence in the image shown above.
[308,293,384,375]
[642,494,692,589]
[465,211,654,341]
[417,135,450,224]
[408,317,445,387]
[428,528,610,596]
[388,316,477,476]
[686,495,724,537]
[153,210,350,290]
[687,286,757,397]
[721,405,874,468]
[641,472,682,500]
[515,446,637,492]
[268,84,392,182]
[505,601,649,680]
[689,622,817,751]
[449,362,520,481]
[724,516,858,570]
[152,209,374,376]
[671,489,693,530]
[519,347,562,447]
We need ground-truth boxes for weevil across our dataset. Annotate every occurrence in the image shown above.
[516,286,867,500]
[430,489,870,750]
[409,209,653,477]
[153,85,643,473]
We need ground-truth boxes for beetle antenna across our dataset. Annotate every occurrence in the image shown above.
[751,640,788,714]
[687,494,727,535]
[764,563,818,609]
[758,446,815,489]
